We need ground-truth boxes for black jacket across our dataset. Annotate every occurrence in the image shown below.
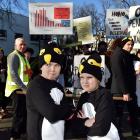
[76,88,113,137]
[26,75,73,140]
[65,88,114,138]
[111,47,136,97]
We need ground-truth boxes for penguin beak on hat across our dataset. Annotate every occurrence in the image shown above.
[44,54,51,64]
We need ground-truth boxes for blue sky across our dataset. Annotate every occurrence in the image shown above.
[14,0,140,16]
[33,0,102,11]
[16,0,102,16]
[33,0,102,7]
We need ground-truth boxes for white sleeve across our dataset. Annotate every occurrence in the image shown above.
[134,61,140,71]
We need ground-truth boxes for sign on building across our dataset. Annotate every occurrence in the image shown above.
[29,2,73,35]
[106,9,129,38]
[74,16,95,45]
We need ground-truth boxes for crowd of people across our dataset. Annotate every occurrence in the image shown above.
[0,36,140,140]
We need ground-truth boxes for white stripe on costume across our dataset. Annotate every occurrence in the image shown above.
[41,88,64,140]
[82,103,120,140]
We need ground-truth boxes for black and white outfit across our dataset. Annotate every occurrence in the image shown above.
[26,75,73,140]
[76,88,119,140]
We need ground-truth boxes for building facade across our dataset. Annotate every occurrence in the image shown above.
[0,10,40,56]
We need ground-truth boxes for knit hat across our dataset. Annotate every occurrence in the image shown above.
[121,36,134,47]
[24,47,34,55]
[39,42,63,68]
[79,51,102,81]
[0,48,3,51]
[0,48,4,54]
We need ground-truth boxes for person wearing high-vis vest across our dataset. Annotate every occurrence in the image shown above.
[5,37,32,140]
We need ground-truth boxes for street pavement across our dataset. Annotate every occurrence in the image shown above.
[0,106,139,140]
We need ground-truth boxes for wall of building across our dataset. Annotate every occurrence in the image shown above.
[0,10,39,56]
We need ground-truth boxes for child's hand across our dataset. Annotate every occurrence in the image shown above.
[77,110,86,119]
[85,117,95,127]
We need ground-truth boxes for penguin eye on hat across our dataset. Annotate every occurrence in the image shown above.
[88,59,101,68]
[122,37,133,41]
[79,64,84,74]
[80,57,86,63]
[54,48,62,55]
[39,49,45,56]
[44,54,51,64]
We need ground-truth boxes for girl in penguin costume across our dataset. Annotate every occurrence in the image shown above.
[76,51,120,140]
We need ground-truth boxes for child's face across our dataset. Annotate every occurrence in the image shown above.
[80,73,100,93]
[137,52,140,58]
[41,62,61,80]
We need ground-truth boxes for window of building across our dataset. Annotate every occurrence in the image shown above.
[15,33,23,39]
[30,35,40,41]
[0,29,7,40]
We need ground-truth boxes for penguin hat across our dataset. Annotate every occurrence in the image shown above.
[39,42,64,68]
[121,36,134,47]
[79,51,102,81]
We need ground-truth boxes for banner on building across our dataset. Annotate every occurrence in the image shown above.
[106,9,129,38]
[128,5,140,43]
[73,16,95,45]
[29,2,73,35]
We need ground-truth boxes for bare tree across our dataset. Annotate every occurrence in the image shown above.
[0,0,34,30]
[0,0,36,15]
[100,0,112,34]
[74,3,102,35]
[113,0,139,8]
[0,0,23,12]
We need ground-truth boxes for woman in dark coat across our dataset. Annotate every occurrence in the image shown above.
[110,37,140,139]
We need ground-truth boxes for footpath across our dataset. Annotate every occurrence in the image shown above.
[0,106,139,140]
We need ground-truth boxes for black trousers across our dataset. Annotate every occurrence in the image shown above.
[0,82,11,110]
[10,91,27,138]
[113,94,139,134]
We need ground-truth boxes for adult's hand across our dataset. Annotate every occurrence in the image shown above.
[123,94,130,101]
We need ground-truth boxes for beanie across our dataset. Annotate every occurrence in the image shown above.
[24,48,34,55]
[39,42,64,68]
[0,48,3,51]
[79,51,102,81]
[121,36,134,47]
[0,48,4,54]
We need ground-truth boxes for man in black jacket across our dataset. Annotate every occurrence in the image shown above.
[111,37,140,139]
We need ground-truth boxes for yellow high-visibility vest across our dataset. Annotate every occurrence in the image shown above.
[5,50,31,97]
